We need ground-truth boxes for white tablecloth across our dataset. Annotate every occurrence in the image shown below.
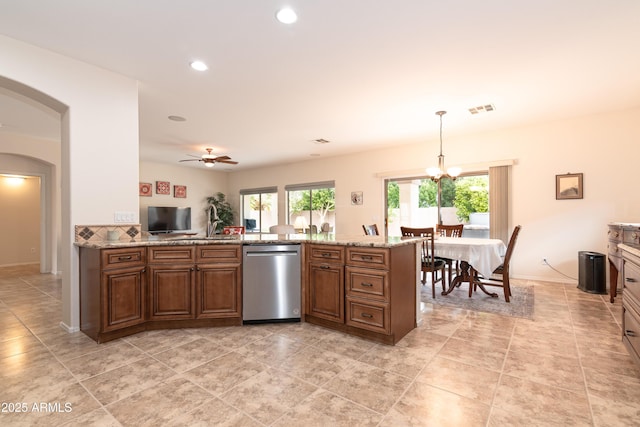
[433,237,507,278]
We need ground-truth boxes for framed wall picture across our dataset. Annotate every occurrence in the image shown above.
[556,173,583,200]
[156,181,170,195]
[351,191,363,205]
[139,182,152,197]
[174,185,187,198]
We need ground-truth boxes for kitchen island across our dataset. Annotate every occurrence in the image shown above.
[76,233,422,344]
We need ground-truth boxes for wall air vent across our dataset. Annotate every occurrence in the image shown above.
[468,104,496,115]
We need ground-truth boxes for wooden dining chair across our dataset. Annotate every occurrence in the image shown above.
[401,227,446,298]
[362,224,379,235]
[472,225,522,302]
[435,223,465,284]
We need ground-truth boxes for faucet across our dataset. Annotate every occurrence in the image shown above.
[207,204,219,237]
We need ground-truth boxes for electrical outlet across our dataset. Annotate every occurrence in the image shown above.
[114,211,136,223]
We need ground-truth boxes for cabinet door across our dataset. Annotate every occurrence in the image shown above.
[307,262,344,323]
[148,264,195,320]
[102,266,146,332]
[196,264,241,318]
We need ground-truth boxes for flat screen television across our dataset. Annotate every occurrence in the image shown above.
[147,206,191,234]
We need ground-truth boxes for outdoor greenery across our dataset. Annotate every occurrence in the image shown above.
[206,192,235,232]
[387,176,488,222]
[290,188,335,224]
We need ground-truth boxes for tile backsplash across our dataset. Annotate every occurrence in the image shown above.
[75,225,141,242]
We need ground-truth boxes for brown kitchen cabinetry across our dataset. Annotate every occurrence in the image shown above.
[195,245,242,319]
[306,244,345,324]
[305,243,417,345]
[621,245,640,366]
[80,246,147,342]
[147,246,196,320]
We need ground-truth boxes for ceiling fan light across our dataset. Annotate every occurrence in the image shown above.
[204,162,215,168]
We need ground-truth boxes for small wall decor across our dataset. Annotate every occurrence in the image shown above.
[351,191,363,205]
[556,173,583,200]
[174,185,187,198]
[156,181,170,195]
[139,182,152,197]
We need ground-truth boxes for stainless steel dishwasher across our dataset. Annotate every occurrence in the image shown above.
[242,244,301,323]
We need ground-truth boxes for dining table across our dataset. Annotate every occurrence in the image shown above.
[433,236,507,297]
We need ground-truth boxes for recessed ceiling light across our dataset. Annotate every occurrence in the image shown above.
[276,8,297,24]
[313,138,330,144]
[190,60,208,71]
[168,115,186,122]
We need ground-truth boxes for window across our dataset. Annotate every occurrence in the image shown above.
[386,174,489,237]
[240,187,278,233]
[285,181,335,234]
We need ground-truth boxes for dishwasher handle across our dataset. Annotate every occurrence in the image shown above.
[245,250,299,257]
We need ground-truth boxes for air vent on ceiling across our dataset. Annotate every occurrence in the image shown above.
[468,104,496,115]
[313,138,330,144]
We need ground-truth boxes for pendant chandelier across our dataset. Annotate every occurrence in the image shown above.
[426,110,461,182]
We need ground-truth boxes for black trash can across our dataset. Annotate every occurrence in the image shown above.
[578,251,606,294]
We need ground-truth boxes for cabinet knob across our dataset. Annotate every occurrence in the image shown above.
[320,265,330,269]
[118,256,132,261]
[626,330,636,337]
[626,277,637,283]
[321,253,331,257]
[361,255,373,260]
[361,313,373,318]
[361,282,373,287]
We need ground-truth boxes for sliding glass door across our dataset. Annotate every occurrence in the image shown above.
[386,174,489,237]
[286,181,335,234]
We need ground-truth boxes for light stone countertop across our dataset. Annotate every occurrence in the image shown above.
[74,233,425,249]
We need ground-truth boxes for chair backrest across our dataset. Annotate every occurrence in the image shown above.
[362,224,379,235]
[320,222,331,232]
[400,226,436,263]
[269,224,296,234]
[436,223,464,238]
[222,226,245,235]
[502,225,522,275]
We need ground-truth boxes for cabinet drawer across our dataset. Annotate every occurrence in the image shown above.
[624,259,640,302]
[197,245,241,262]
[623,229,640,245]
[345,297,390,334]
[308,245,344,264]
[623,306,640,361]
[608,226,622,243]
[148,246,195,263]
[102,247,145,268]
[345,266,388,301]
[346,247,388,268]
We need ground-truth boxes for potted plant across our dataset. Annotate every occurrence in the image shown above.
[206,192,235,234]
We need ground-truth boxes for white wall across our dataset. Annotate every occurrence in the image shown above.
[0,35,140,331]
[228,108,640,283]
[0,135,60,273]
[139,161,229,235]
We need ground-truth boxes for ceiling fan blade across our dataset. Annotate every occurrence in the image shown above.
[216,159,238,164]
[178,159,200,162]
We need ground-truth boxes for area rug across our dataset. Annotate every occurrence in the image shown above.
[423,282,535,319]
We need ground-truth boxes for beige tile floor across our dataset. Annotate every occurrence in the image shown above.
[1,264,640,426]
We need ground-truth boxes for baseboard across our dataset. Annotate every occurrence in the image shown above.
[59,321,79,333]
[513,274,578,285]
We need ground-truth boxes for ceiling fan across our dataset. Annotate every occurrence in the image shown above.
[179,148,238,167]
